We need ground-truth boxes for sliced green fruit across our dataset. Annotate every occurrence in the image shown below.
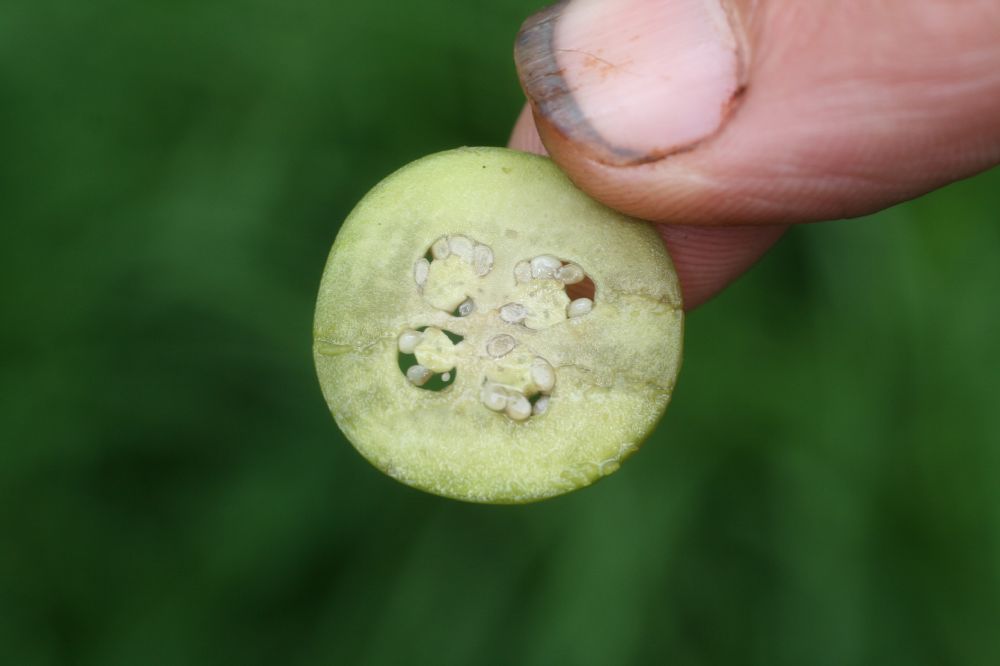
[313,147,683,503]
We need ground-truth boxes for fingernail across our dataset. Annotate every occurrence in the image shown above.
[515,0,746,166]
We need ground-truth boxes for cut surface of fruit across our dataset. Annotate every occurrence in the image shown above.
[314,147,683,503]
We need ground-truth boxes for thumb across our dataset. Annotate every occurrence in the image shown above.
[514,0,1000,225]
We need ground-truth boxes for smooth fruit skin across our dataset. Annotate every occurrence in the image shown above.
[314,147,683,503]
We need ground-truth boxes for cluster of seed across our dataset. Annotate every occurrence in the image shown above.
[402,240,596,422]
[515,255,581,283]
[398,328,457,387]
[398,330,433,387]
[500,255,593,324]
[413,234,494,288]
[480,382,550,421]
[480,346,555,421]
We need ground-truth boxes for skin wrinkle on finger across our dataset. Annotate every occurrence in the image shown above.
[658,223,787,309]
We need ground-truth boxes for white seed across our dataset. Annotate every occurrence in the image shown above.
[531,254,562,279]
[505,393,532,421]
[431,237,450,260]
[414,258,430,287]
[486,334,516,358]
[499,303,527,324]
[406,364,432,386]
[441,372,451,382]
[514,260,532,283]
[556,263,585,285]
[480,383,507,412]
[530,357,556,392]
[473,244,494,276]
[457,298,475,317]
[567,297,593,318]
[448,235,475,262]
[532,395,550,415]
[397,329,423,354]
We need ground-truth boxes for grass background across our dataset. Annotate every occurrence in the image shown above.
[3,0,1000,664]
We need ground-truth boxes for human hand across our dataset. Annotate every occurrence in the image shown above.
[509,0,1000,309]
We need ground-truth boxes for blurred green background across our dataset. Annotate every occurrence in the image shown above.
[3,0,1000,664]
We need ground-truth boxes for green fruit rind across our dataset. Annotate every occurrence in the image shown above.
[314,147,683,503]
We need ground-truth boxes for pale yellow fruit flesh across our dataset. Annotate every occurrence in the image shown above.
[313,147,683,503]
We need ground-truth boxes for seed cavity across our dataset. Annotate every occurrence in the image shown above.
[532,395,550,415]
[479,351,556,422]
[406,365,432,386]
[414,326,459,373]
[486,334,516,358]
[506,256,596,329]
[530,255,561,279]
[566,273,596,301]
[414,258,430,287]
[399,327,461,392]
[397,329,423,354]
[567,297,594,318]
[421,235,494,312]
[499,303,528,324]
